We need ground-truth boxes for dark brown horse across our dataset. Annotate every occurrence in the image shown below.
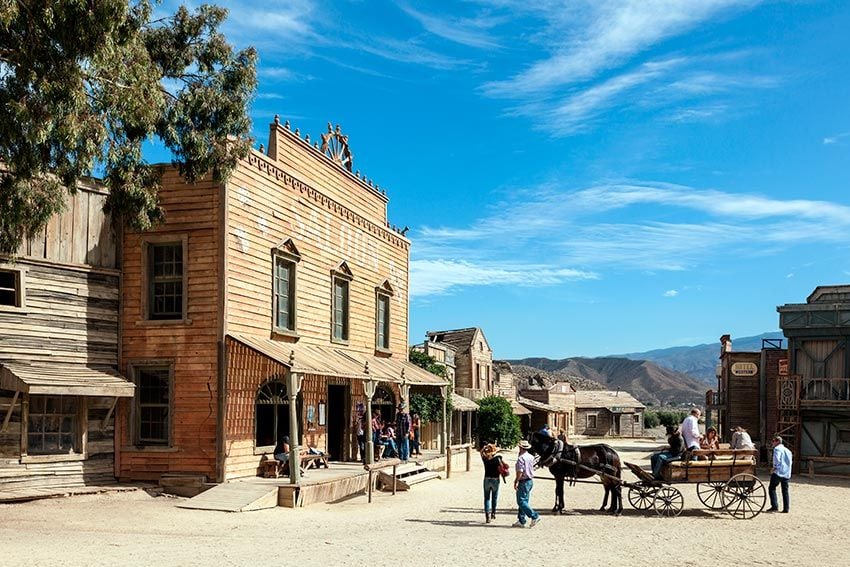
[528,431,623,515]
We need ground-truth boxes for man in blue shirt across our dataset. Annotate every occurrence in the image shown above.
[767,435,793,513]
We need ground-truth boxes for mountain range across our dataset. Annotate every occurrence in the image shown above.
[508,332,784,406]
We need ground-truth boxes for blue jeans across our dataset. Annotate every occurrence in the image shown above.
[769,473,790,512]
[483,478,500,514]
[398,437,410,461]
[515,479,539,524]
[651,451,679,479]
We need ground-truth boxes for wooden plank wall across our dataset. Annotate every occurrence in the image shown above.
[117,170,221,482]
[727,352,761,439]
[764,349,785,441]
[225,148,410,355]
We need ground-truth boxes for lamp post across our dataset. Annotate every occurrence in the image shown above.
[287,350,304,485]
[364,362,375,465]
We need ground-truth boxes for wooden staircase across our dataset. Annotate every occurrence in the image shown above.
[376,462,440,491]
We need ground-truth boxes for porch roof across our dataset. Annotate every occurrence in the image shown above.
[0,361,134,397]
[451,392,479,411]
[228,334,449,387]
[517,396,568,413]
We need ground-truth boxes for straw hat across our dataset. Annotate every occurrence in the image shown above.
[481,443,497,458]
[519,440,532,450]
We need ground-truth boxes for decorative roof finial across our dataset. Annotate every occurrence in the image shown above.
[274,114,280,125]
[259,143,265,153]
[320,121,354,172]
[289,350,295,365]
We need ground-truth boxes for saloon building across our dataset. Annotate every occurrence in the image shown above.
[117,118,448,484]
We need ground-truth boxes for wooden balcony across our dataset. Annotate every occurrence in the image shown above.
[800,377,850,407]
[705,390,725,408]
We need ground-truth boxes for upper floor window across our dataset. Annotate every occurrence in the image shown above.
[148,242,184,320]
[272,240,301,334]
[134,366,172,446]
[375,280,394,352]
[331,262,353,343]
[0,267,23,308]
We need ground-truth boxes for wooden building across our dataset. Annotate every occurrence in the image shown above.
[707,334,785,455]
[777,286,850,476]
[574,391,645,437]
[493,360,532,426]
[117,118,448,484]
[518,382,575,437]
[426,328,494,401]
[0,182,134,494]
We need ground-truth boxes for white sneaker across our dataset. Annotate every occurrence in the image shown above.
[530,517,542,528]
[512,521,526,528]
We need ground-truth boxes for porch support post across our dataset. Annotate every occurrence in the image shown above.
[440,385,448,452]
[364,370,376,465]
[287,366,304,485]
[1,390,19,433]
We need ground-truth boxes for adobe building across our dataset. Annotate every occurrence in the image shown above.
[117,118,448,484]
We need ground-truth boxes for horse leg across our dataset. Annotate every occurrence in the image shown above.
[599,480,610,512]
[553,475,565,514]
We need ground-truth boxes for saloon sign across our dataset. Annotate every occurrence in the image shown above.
[731,362,759,377]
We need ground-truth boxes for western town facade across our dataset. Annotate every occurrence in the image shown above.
[117,118,447,485]
[0,182,134,495]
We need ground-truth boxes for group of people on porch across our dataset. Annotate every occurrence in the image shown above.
[360,403,421,463]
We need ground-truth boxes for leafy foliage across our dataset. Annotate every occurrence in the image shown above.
[0,1,257,253]
[476,396,521,448]
[409,393,452,424]
[643,410,660,429]
[643,409,688,429]
[408,349,447,378]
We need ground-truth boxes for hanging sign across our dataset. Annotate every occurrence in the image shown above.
[778,359,789,376]
[731,362,758,376]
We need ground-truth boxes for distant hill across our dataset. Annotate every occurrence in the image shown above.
[619,332,785,385]
[508,356,707,406]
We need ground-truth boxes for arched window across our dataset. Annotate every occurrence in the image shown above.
[255,380,302,447]
[372,385,396,423]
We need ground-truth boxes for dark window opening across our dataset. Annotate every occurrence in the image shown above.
[148,243,183,320]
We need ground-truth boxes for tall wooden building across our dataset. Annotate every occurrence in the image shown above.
[426,328,494,400]
[0,183,134,494]
[777,286,850,476]
[117,118,447,483]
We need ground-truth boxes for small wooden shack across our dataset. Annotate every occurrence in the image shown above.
[0,182,134,495]
[574,390,645,437]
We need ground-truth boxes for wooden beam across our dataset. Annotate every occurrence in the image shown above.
[1,390,19,432]
[101,397,118,432]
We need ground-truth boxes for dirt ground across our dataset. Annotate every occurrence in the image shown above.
[2,438,847,567]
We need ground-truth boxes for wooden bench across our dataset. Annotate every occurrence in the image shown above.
[804,456,850,478]
[301,453,329,470]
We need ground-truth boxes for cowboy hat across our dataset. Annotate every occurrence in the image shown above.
[481,443,497,457]
[518,440,531,450]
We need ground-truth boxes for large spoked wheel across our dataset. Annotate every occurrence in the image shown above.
[653,486,684,517]
[721,473,766,519]
[696,481,727,510]
[628,485,658,510]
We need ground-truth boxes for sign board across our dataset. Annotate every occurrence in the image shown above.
[731,362,758,377]
[778,359,789,376]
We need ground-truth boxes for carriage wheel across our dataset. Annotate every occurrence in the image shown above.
[652,486,684,517]
[721,473,766,520]
[628,485,658,510]
[696,482,726,510]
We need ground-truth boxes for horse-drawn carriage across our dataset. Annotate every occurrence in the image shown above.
[624,448,766,519]
[528,433,766,519]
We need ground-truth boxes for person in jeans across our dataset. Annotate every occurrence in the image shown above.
[650,425,684,479]
[513,440,541,528]
[768,435,793,513]
[480,443,504,524]
[395,403,411,463]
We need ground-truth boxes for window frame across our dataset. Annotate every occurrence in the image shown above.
[586,414,597,429]
[130,363,174,448]
[23,394,86,460]
[374,281,394,353]
[331,263,353,345]
[141,235,189,323]
[272,247,300,336]
[0,263,26,311]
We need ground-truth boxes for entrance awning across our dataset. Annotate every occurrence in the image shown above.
[0,361,135,397]
[509,399,532,416]
[228,334,450,387]
[517,396,568,413]
[451,392,479,411]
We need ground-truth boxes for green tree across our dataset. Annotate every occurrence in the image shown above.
[643,410,660,429]
[408,349,447,379]
[408,349,450,423]
[476,395,521,448]
[0,1,257,253]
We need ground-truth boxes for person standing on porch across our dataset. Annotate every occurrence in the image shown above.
[411,413,422,456]
[395,402,411,462]
[513,440,541,528]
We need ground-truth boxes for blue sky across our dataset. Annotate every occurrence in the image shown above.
[157,1,850,358]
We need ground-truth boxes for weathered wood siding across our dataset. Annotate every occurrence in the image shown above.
[117,171,221,482]
[726,352,761,441]
[0,185,121,491]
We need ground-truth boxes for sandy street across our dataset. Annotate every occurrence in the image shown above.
[1,439,847,567]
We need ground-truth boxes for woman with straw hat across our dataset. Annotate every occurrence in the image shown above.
[481,443,505,524]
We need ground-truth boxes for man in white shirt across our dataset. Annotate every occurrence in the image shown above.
[767,435,793,513]
[513,440,542,528]
[680,407,702,452]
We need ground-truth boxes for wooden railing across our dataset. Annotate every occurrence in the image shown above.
[801,377,850,403]
[705,390,725,407]
[445,443,473,479]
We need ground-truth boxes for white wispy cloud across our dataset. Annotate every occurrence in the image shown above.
[412,181,850,296]
[399,3,502,49]
[410,259,597,297]
[824,132,850,145]
[663,289,679,297]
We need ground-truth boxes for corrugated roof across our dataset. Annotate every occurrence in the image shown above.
[517,396,568,413]
[229,334,448,386]
[0,361,134,397]
[451,392,479,411]
[574,390,645,411]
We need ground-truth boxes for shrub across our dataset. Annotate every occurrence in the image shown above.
[476,396,521,448]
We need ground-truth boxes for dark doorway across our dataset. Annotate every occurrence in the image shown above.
[327,385,347,461]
